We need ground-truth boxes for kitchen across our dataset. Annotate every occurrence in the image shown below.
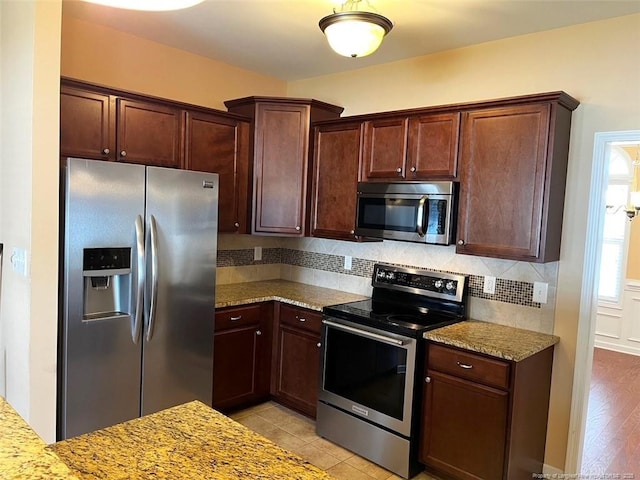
[1,1,640,478]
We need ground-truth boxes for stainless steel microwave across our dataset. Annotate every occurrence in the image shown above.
[355,182,457,245]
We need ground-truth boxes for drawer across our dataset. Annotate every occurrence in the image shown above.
[215,304,263,331]
[428,343,510,390]
[279,304,322,335]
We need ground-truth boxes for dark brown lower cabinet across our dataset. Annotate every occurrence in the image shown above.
[271,303,323,418]
[420,342,555,480]
[212,303,272,412]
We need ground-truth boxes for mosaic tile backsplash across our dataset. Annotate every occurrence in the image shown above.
[217,247,542,308]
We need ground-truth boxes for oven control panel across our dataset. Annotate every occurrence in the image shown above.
[373,264,466,302]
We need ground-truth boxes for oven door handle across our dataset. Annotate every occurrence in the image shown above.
[323,319,407,346]
[416,195,428,237]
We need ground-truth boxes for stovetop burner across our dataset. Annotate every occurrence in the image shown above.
[322,264,469,338]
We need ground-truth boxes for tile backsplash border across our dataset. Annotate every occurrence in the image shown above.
[218,247,542,309]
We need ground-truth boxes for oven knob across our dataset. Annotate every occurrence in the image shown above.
[386,272,394,280]
[377,270,386,278]
[446,281,455,291]
[434,280,443,289]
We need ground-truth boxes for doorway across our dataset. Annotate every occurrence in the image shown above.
[566,130,640,473]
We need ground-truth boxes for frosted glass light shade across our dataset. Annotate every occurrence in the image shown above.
[81,0,205,11]
[319,11,393,58]
[630,191,640,208]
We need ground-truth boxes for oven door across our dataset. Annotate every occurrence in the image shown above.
[319,316,417,437]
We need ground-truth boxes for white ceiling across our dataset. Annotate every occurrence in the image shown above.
[62,0,640,81]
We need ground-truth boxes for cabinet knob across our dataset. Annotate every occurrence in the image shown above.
[102,148,110,155]
[396,167,402,174]
[350,230,355,235]
[256,330,262,336]
[234,222,240,228]
[295,226,301,231]
[425,376,431,383]
[410,166,416,173]
[230,315,242,321]
[317,342,321,348]
[120,150,127,157]
[457,239,465,246]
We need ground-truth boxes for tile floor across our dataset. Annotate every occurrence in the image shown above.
[230,402,438,480]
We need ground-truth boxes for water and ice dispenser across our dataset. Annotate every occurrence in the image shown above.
[82,247,132,321]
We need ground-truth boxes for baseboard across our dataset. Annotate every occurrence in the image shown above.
[593,340,640,357]
[543,464,564,475]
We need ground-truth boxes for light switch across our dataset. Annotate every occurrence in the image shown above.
[11,247,29,277]
[483,276,496,295]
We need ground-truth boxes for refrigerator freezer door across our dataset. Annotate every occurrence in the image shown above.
[60,158,146,439]
[141,167,217,415]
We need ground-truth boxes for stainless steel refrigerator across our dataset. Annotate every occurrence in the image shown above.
[58,158,217,440]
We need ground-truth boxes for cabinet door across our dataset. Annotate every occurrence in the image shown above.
[254,103,310,235]
[60,86,114,160]
[116,99,183,168]
[184,111,250,233]
[361,117,408,180]
[407,112,460,179]
[420,370,508,480]
[272,305,322,418]
[213,304,271,411]
[456,104,550,261]
[311,122,362,240]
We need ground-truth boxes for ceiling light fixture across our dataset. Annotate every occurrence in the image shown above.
[81,0,205,11]
[319,0,393,58]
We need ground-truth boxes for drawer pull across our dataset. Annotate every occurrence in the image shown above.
[297,317,306,322]
[457,361,473,369]
[229,315,242,321]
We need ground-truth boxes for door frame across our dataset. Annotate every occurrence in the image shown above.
[565,129,640,472]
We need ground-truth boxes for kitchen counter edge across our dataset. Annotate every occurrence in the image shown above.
[423,320,560,362]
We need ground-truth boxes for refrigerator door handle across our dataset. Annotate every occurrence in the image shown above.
[132,215,145,344]
[146,214,159,342]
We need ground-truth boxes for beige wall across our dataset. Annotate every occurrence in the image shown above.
[288,14,640,471]
[61,16,287,109]
[0,0,61,442]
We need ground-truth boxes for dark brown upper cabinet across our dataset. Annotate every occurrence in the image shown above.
[456,92,579,262]
[60,85,115,161]
[310,121,363,241]
[360,112,460,181]
[184,111,251,233]
[225,96,343,237]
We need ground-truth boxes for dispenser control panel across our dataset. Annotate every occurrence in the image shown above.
[83,247,131,274]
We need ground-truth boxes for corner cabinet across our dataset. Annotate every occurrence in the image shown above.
[225,97,343,237]
[456,92,579,262]
[310,121,363,241]
[419,343,555,480]
[271,303,323,418]
[212,303,272,412]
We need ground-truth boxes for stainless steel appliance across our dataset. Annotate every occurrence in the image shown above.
[317,263,468,479]
[58,158,218,440]
[355,182,457,245]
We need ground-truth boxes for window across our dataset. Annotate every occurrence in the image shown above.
[598,146,633,303]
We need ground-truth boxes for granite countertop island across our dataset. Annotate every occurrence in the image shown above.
[424,319,560,362]
[0,397,78,479]
[215,279,368,311]
[48,400,333,480]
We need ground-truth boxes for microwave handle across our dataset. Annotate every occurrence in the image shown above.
[416,195,428,237]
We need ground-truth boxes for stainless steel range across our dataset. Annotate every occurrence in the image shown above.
[317,263,468,479]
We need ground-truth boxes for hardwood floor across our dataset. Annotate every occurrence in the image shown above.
[582,347,640,476]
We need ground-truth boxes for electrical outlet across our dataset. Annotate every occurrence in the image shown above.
[533,282,548,304]
[483,276,496,295]
[254,246,262,261]
[344,255,352,270]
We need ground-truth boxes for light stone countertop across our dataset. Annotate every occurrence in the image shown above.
[423,320,560,362]
[48,400,333,480]
[216,279,369,311]
[0,397,78,480]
